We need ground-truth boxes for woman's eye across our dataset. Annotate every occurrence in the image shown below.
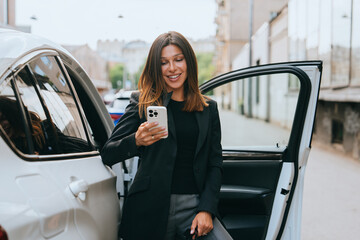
[161,62,167,65]
[175,58,184,62]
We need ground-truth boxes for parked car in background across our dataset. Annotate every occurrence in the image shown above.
[0,28,323,240]
[107,90,133,125]
[102,89,117,106]
[0,28,120,240]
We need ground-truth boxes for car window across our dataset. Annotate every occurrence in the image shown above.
[8,55,94,155]
[29,57,87,139]
[0,78,34,154]
[65,68,110,151]
[205,72,300,148]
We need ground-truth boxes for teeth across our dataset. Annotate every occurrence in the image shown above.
[168,74,180,79]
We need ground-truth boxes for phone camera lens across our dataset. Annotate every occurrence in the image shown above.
[154,112,158,116]
[149,114,154,117]
[149,110,153,113]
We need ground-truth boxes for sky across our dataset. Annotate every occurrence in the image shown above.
[16,0,217,50]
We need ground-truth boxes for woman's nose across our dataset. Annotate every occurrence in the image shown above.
[169,61,176,72]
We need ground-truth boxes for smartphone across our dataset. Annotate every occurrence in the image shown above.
[183,228,198,239]
[147,106,168,138]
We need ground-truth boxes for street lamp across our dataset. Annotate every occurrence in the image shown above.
[117,14,127,89]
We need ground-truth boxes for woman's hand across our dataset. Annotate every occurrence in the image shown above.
[190,211,213,239]
[135,122,168,147]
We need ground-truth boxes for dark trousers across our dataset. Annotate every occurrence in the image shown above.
[164,194,233,240]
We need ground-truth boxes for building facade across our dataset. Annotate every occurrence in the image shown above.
[287,0,360,159]
[222,0,360,160]
[63,44,111,95]
[214,0,288,118]
[0,0,15,27]
[230,6,295,130]
[97,39,126,63]
[122,40,150,75]
[96,39,150,89]
[190,37,216,54]
[215,0,288,75]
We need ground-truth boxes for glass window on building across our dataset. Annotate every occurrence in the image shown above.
[318,0,332,88]
[350,0,360,86]
[331,0,352,87]
[306,0,320,60]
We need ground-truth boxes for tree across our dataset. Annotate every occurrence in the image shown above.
[109,64,125,89]
[196,53,215,85]
[132,60,146,88]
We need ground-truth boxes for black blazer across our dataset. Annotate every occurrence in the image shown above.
[101,91,223,240]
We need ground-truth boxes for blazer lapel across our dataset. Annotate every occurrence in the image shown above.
[194,107,209,159]
[163,92,177,140]
[167,106,177,140]
[162,91,173,107]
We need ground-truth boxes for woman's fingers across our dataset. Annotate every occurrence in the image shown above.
[144,122,166,136]
[191,212,213,238]
[135,122,167,146]
[141,121,158,131]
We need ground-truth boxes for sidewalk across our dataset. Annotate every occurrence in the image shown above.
[301,142,360,239]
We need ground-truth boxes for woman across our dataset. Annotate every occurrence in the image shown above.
[0,96,45,154]
[101,31,232,240]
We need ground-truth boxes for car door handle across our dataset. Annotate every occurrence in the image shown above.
[69,179,89,201]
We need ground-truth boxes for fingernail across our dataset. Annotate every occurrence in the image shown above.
[190,229,194,234]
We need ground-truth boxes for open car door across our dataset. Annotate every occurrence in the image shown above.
[200,61,322,240]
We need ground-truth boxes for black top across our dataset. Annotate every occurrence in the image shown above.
[169,99,199,194]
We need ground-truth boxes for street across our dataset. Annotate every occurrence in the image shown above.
[301,143,360,239]
[218,109,290,147]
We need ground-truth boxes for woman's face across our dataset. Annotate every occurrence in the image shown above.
[161,44,187,96]
[0,112,13,137]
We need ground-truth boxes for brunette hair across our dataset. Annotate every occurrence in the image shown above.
[137,31,208,116]
[0,96,45,153]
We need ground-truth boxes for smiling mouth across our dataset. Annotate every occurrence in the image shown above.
[168,73,181,79]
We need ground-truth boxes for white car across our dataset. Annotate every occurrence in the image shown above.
[0,28,322,240]
[0,29,119,240]
[106,90,134,125]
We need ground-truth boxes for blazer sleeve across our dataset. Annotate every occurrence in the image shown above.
[197,100,223,216]
[101,92,142,166]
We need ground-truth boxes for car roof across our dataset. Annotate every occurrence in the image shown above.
[0,28,75,78]
[0,28,115,130]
